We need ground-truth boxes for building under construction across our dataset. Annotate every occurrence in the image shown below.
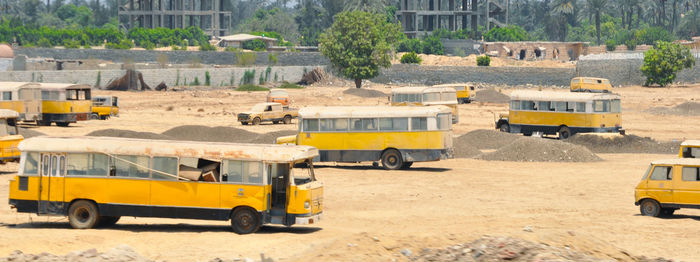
[397,0,508,38]
[118,0,231,37]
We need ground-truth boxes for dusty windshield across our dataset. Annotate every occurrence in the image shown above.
[293,160,316,185]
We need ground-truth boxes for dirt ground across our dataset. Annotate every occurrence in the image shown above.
[0,83,699,261]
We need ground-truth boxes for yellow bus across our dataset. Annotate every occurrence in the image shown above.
[8,136,323,234]
[680,140,700,158]
[91,95,119,120]
[38,83,92,127]
[0,109,23,163]
[496,90,624,139]
[570,77,613,93]
[0,82,42,122]
[432,83,476,104]
[391,86,459,123]
[276,106,454,170]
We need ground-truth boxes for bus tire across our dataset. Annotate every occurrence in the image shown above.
[499,123,510,133]
[381,149,403,170]
[252,117,261,125]
[401,162,413,169]
[558,126,571,139]
[98,216,120,227]
[56,122,70,127]
[283,115,292,124]
[231,207,261,234]
[68,200,100,229]
[640,199,661,217]
[90,113,99,120]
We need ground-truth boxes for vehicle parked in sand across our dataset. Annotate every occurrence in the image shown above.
[432,83,476,104]
[570,77,613,93]
[0,109,23,164]
[680,140,700,158]
[266,89,290,107]
[635,158,700,217]
[237,102,298,125]
[91,95,119,120]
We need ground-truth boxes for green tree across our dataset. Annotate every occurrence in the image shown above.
[641,41,695,87]
[585,0,607,45]
[319,11,401,89]
[483,25,530,41]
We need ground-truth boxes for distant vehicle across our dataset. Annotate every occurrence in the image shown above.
[680,140,700,158]
[570,77,613,93]
[275,106,454,170]
[266,89,290,106]
[8,136,323,234]
[37,83,92,127]
[391,86,459,123]
[0,109,23,164]
[91,95,119,120]
[635,158,700,217]
[0,82,42,123]
[433,83,476,104]
[238,102,298,125]
[496,90,624,139]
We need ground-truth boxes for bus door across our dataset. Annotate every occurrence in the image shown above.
[38,153,66,214]
[19,88,42,121]
[268,163,289,224]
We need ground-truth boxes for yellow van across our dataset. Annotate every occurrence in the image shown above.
[635,158,700,217]
[680,140,700,158]
[91,95,119,120]
[0,109,23,163]
[432,83,475,104]
[570,77,613,93]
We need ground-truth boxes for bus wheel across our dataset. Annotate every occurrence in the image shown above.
[499,123,510,133]
[231,208,261,234]
[558,126,571,139]
[640,199,661,217]
[68,200,100,229]
[56,122,70,127]
[401,162,413,169]
[90,113,99,120]
[381,149,403,170]
[252,117,261,125]
[98,216,120,227]
[283,115,292,124]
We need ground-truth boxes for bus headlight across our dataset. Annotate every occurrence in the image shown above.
[304,201,311,210]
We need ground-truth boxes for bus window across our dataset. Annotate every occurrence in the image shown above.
[112,155,150,178]
[554,101,567,112]
[379,118,408,131]
[538,101,552,111]
[67,153,109,176]
[593,100,610,112]
[41,91,60,100]
[411,117,428,131]
[441,92,457,102]
[521,101,535,110]
[510,100,521,110]
[23,152,40,175]
[321,118,348,132]
[350,118,377,131]
[303,119,319,132]
[576,102,586,112]
[683,147,699,158]
[437,114,451,130]
[423,93,440,102]
[152,157,178,180]
[611,99,621,113]
[2,91,11,100]
[682,167,700,181]
[222,160,263,184]
[81,89,91,100]
[650,166,672,180]
[66,90,79,100]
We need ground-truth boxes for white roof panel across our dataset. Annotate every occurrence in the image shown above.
[509,90,620,102]
[651,158,700,166]
[299,106,451,118]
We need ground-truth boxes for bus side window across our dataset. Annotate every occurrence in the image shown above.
[538,101,551,111]
[411,117,427,131]
[682,167,700,181]
[152,157,178,180]
[112,155,150,178]
[510,100,521,110]
[554,101,567,112]
[303,119,319,132]
[566,102,575,112]
[575,102,586,112]
[521,101,535,110]
[2,91,11,100]
[649,166,673,180]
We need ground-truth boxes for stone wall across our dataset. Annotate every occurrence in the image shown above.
[577,52,700,86]
[440,39,481,56]
[13,48,329,67]
[375,64,575,86]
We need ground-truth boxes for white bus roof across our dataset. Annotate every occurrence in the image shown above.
[0,82,40,91]
[431,83,472,88]
[299,106,451,118]
[651,158,700,166]
[392,86,456,94]
[0,109,19,118]
[681,140,700,146]
[38,83,91,90]
[509,90,620,102]
[20,136,319,162]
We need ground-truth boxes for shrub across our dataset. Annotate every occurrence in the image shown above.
[242,39,266,51]
[625,39,637,51]
[142,41,156,50]
[205,71,211,86]
[277,82,304,89]
[199,42,216,51]
[224,46,240,52]
[62,39,80,49]
[37,38,52,48]
[635,26,675,45]
[605,40,617,51]
[241,69,256,85]
[641,41,696,87]
[476,55,491,66]
[236,52,258,66]
[259,73,265,84]
[265,66,272,82]
[190,77,200,86]
[106,39,133,50]
[397,38,423,53]
[422,36,444,55]
[400,52,422,64]
[268,53,278,65]
[236,84,269,91]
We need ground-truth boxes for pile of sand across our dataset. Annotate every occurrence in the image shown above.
[455,129,520,149]
[646,102,700,116]
[87,125,294,145]
[342,88,388,98]
[566,134,680,154]
[477,137,602,162]
[18,128,45,138]
[473,89,510,103]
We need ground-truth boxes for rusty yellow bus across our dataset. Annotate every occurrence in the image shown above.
[0,109,23,163]
[0,82,42,123]
[38,83,92,126]
[391,86,459,124]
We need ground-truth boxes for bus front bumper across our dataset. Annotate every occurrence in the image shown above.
[295,213,323,225]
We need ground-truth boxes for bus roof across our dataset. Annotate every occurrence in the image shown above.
[37,83,91,90]
[0,82,40,91]
[19,136,319,162]
[509,90,620,102]
[681,140,700,146]
[392,86,456,94]
[651,158,700,166]
[431,83,472,88]
[0,109,19,118]
[571,77,610,81]
[299,106,451,118]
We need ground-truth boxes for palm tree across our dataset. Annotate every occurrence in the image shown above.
[548,0,575,41]
[586,0,607,45]
[343,0,387,13]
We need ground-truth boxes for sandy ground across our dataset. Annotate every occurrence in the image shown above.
[0,83,699,261]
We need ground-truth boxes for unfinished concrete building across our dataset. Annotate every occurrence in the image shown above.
[397,0,508,38]
[118,0,232,37]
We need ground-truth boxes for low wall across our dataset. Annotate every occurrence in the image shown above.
[375,64,575,86]
[577,52,700,86]
[0,66,323,88]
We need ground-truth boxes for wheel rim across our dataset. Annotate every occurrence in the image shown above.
[75,207,91,223]
[237,212,254,231]
[642,201,657,215]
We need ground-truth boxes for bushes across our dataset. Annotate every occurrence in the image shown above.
[242,39,266,51]
[605,40,617,51]
[641,41,696,87]
[476,55,491,66]
[483,25,530,42]
[236,84,269,91]
[37,37,52,48]
[241,69,256,85]
[62,39,81,48]
[400,52,422,64]
[277,82,304,89]
[199,42,216,51]
[625,39,637,51]
[421,36,444,55]
[268,53,278,65]
[106,39,133,50]
[397,38,422,53]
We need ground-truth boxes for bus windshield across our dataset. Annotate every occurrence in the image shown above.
[293,161,316,185]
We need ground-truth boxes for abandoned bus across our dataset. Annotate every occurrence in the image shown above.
[391,86,459,123]
[276,106,454,170]
[432,83,476,104]
[91,95,119,120]
[8,136,323,234]
[38,83,92,126]
[570,77,613,93]
[680,140,700,158]
[0,82,42,122]
[0,109,23,163]
[496,90,624,139]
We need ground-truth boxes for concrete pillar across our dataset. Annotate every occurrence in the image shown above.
[471,0,477,34]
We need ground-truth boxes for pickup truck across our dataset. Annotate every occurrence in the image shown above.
[237,102,298,125]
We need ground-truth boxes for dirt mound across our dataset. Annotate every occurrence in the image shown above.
[567,134,680,154]
[161,125,258,143]
[473,89,509,103]
[456,129,520,149]
[342,88,387,98]
[413,236,670,262]
[18,128,45,138]
[477,137,602,162]
[1,244,152,262]
[248,130,297,144]
[647,102,700,116]
[453,135,482,158]
[86,129,172,140]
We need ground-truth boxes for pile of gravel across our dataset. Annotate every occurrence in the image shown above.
[453,140,482,158]
[473,89,509,103]
[18,128,45,138]
[566,134,680,154]
[646,102,700,116]
[456,129,520,150]
[477,137,602,162]
[248,130,298,144]
[0,245,151,262]
[87,125,294,145]
[86,129,172,140]
[342,88,387,98]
